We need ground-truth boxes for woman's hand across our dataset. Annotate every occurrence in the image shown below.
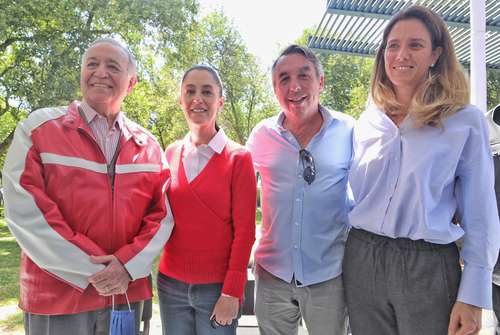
[448,301,482,335]
[210,295,239,326]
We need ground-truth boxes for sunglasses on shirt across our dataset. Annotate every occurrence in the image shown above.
[299,149,316,185]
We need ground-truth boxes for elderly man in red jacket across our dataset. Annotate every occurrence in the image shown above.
[2,38,173,335]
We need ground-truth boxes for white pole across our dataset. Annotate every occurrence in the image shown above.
[470,0,487,113]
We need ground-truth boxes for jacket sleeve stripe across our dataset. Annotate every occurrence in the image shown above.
[41,153,161,174]
[125,197,174,279]
[115,164,161,174]
[2,109,105,290]
[41,153,108,173]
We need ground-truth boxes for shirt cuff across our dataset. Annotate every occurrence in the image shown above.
[457,262,493,309]
[222,270,247,298]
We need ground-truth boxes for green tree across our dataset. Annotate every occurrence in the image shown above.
[0,0,199,172]
[195,11,277,143]
[320,54,373,119]
[488,69,500,110]
[148,11,277,146]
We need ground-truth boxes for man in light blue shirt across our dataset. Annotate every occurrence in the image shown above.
[246,44,353,335]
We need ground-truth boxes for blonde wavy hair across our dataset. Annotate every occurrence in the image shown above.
[371,5,469,127]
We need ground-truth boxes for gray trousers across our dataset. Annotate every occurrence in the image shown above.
[24,301,144,335]
[254,264,348,335]
[343,228,460,335]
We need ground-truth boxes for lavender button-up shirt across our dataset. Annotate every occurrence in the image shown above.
[348,103,500,309]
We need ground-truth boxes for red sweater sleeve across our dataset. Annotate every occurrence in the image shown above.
[222,149,256,297]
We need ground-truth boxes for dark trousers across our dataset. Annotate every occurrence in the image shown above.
[343,228,461,335]
[25,301,144,335]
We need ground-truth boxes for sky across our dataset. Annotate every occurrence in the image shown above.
[198,0,328,70]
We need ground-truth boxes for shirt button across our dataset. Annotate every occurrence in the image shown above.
[296,198,301,202]
[294,222,299,226]
[294,245,298,249]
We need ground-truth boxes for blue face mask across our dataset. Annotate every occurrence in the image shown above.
[109,294,135,335]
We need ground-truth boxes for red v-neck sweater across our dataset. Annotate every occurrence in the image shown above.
[159,139,256,298]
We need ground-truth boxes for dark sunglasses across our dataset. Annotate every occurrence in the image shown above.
[299,149,316,185]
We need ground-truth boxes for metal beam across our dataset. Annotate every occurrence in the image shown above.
[310,0,500,71]
[470,0,487,112]
[326,6,500,32]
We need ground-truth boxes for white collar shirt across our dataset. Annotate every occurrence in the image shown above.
[182,128,228,183]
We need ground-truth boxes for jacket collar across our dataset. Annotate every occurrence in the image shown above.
[121,114,148,147]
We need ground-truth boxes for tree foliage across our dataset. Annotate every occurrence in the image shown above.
[320,54,373,119]
[4,0,497,178]
[0,0,199,171]
[195,12,277,143]
[488,70,500,110]
[128,10,278,147]
[0,1,277,176]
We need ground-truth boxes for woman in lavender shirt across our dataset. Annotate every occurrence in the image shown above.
[344,5,499,335]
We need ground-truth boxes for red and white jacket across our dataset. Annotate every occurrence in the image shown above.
[2,101,173,315]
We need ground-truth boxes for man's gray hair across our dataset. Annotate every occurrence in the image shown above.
[271,44,324,85]
[82,38,137,75]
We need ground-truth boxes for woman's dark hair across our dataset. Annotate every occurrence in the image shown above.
[181,64,224,97]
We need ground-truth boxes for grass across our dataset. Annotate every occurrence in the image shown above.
[1,312,23,332]
[0,217,21,307]
[151,256,160,304]
[0,213,23,333]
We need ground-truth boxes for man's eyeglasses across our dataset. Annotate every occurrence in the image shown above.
[299,149,316,185]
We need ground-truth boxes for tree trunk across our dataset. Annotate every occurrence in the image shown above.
[0,128,15,157]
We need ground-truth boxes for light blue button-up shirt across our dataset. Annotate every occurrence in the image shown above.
[247,106,354,286]
[348,104,500,309]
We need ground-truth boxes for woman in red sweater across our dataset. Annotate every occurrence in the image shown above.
[157,64,256,335]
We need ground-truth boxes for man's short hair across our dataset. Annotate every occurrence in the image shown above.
[82,38,137,75]
[271,44,324,82]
